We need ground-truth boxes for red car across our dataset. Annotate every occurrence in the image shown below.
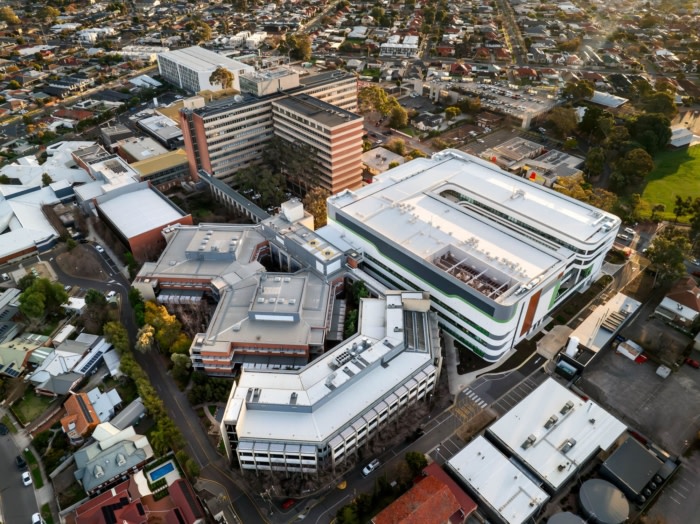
[684,358,700,369]
[281,499,297,510]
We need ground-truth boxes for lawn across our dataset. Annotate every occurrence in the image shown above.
[640,145,700,220]
[12,390,56,426]
[1,414,16,433]
[23,449,44,489]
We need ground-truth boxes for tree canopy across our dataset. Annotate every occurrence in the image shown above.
[209,66,234,90]
[18,277,68,319]
[646,228,691,285]
[554,173,617,213]
[303,187,330,229]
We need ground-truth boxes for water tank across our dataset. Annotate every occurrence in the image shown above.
[579,479,629,524]
[565,336,580,357]
[548,512,585,524]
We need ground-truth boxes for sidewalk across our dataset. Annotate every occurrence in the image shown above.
[0,407,57,522]
[443,336,508,396]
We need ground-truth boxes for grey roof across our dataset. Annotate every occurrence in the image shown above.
[36,372,82,395]
[601,437,663,496]
[110,397,146,431]
[74,441,149,493]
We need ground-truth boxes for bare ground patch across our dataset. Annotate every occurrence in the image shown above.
[55,245,109,281]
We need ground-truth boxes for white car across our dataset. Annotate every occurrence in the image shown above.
[32,513,45,524]
[22,471,32,486]
[361,459,381,477]
[95,245,105,253]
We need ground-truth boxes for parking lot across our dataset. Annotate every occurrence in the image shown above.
[453,81,555,118]
[579,347,700,457]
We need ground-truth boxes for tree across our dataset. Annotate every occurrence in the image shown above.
[651,203,666,222]
[19,292,45,319]
[405,451,428,476]
[616,148,654,182]
[563,79,594,101]
[547,106,577,138]
[285,33,312,61]
[674,195,693,222]
[444,106,462,120]
[646,228,691,285]
[7,80,20,90]
[103,321,130,354]
[584,147,606,178]
[385,138,406,156]
[388,161,400,168]
[135,324,155,353]
[209,66,234,90]
[642,91,677,118]
[303,187,331,229]
[0,6,20,25]
[41,173,53,186]
[554,173,617,212]
[38,6,60,25]
[171,353,192,384]
[628,114,671,155]
[388,105,408,128]
[358,85,395,115]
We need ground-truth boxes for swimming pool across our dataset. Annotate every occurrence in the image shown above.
[149,461,175,482]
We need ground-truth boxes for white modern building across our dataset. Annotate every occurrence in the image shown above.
[447,436,549,524]
[221,291,441,474]
[323,149,620,362]
[156,46,254,94]
[486,378,626,493]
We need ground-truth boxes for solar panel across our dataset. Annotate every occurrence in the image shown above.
[78,351,104,374]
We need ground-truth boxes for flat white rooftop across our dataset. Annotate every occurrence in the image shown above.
[158,46,251,72]
[569,292,641,354]
[96,185,185,238]
[448,436,549,524]
[224,292,436,443]
[488,378,626,490]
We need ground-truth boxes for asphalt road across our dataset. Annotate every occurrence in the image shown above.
[0,432,39,524]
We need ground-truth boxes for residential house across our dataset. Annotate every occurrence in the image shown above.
[61,387,122,444]
[413,112,444,132]
[655,276,700,328]
[74,422,154,495]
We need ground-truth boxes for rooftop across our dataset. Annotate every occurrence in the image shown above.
[487,378,626,490]
[158,45,250,72]
[132,148,188,176]
[448,436,549,524]
[274,94,361,128]
[95,182,188,239]
[224,291,437,443]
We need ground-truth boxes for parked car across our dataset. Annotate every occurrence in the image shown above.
[684,358,700,369]
[32,512,45,524]
[95,245,105,253]
[16,455,27,470]
[362,458,381,477]
[22,471,32,486]
[281,498,297,510]
[0,423,8,435]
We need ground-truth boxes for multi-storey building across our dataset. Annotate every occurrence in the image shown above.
[272,95,363,193]
[180,68,362,192]
[156,46,254,94]
[322,149,620,362]
[221,290,441,475]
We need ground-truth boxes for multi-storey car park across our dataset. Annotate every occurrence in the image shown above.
[322,149,620,362]
[179,68,362,191]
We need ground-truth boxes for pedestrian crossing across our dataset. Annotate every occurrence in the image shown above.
[463,388,488,409]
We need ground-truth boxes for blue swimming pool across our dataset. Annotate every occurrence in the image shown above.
[149,461,175,482]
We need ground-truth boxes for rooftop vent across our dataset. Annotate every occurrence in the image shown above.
[544,415,558,429]
[521,434,536,450]
[560,400,574,415]
[561,438,577,453]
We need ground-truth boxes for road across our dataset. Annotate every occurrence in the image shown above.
[0,431,39,524]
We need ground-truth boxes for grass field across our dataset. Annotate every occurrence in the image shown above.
[12,390,55,426]
[640,145,700,220]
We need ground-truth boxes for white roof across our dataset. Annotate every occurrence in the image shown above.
[488,378,626,490]
[158,45,252,73]
[448,436,549,524]
[328,150,620,304]
[588,90,628,108]
[96,184,185,238]
[224,292,436,443]
[569,292,641,353]
[0,187,60,260]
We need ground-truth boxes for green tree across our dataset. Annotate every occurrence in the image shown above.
[554,173,617,212]
[405,451,428,476]
[208,66,234,90]
[358,85,395,115]
[563,79,594,101]
[388,161,400,168]
[674,195,693,222]
[388,105,408,128]
[103,321,130,354]
[284,33,312,61]
[303,187,330,229]
[628,113,671,155]
[444,106,462,120]
[547,106,577,138]
[19,291,45,319]
[385,138,406,156]
[584,147,606,177]
[646,228,692,285]
[85,288,107,307]
[41,173,53,186]
[38,6,60,25]
[171,353,192,384]
[7,80,20,90]
[642,91,677,118]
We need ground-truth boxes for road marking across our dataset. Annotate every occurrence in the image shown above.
[672,489,687,499]
[669,495,682,505]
